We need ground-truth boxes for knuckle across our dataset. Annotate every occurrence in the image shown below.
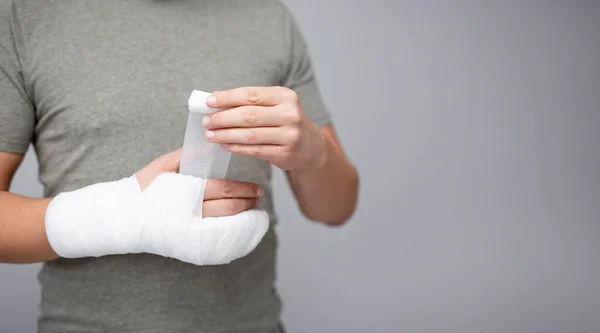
[289,111,302,125]
[243,107,258,125]
[245,128,259,143]
[222,181,234,197]
[288,127,301,143]
[245,89,260,104]
[251,145,262,156]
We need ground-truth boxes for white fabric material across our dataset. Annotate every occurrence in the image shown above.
[45,89,270,265]
[180,90,230,180]
[180,90,231,218]
[187,90,225,114]
[45,172,270,266]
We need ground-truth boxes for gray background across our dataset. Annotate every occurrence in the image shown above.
[2,1,599,332]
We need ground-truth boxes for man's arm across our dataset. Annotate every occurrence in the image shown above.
[286,125,358,225]
[0,149,268,264]
[0,152,57,263]
[204,87,359,226]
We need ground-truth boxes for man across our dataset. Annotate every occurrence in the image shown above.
[0,1,358,332]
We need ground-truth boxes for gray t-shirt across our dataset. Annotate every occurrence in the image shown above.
[0,1,331,332]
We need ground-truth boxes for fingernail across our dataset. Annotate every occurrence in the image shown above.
[206,95,217,106]
[202,116,210,128]
[206,131,214,139]
[257,187,264,196]
[221,143,230,148]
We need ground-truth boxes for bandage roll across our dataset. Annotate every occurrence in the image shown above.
[180,90,230,180]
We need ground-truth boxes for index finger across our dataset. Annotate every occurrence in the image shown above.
[207,86,293,108]
[203,179,264,200]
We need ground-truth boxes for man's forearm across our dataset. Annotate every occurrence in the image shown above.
[0,191,58,263]
[287,137,359,226]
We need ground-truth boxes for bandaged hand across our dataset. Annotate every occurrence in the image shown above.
[45,149,269,266]
[136,149,263,217]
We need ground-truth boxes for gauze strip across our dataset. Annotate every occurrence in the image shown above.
[180,90,229,217]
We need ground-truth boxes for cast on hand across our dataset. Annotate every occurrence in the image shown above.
[45,172,269,266]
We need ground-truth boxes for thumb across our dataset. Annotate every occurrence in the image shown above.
[157,148,183,173]
[136,148,183,191]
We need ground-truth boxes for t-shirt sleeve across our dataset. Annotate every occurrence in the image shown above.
[0,1,35,154]
[279,4,332,128]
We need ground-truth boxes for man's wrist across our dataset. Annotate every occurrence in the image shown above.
[313,132,333,172]
[294,127,331,175]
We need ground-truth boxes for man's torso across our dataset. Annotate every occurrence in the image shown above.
[12,1,292,332]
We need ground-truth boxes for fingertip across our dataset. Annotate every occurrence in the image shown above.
[173,147,184,156]
[206,95,217,107]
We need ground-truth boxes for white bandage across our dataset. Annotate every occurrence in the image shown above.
[45,173,269,265]
[45,89,270,265]
[181,90,230,179]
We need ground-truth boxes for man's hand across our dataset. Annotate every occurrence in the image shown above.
[41,148,269,265]
[203,86,328,172]
[135,148,264,217]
